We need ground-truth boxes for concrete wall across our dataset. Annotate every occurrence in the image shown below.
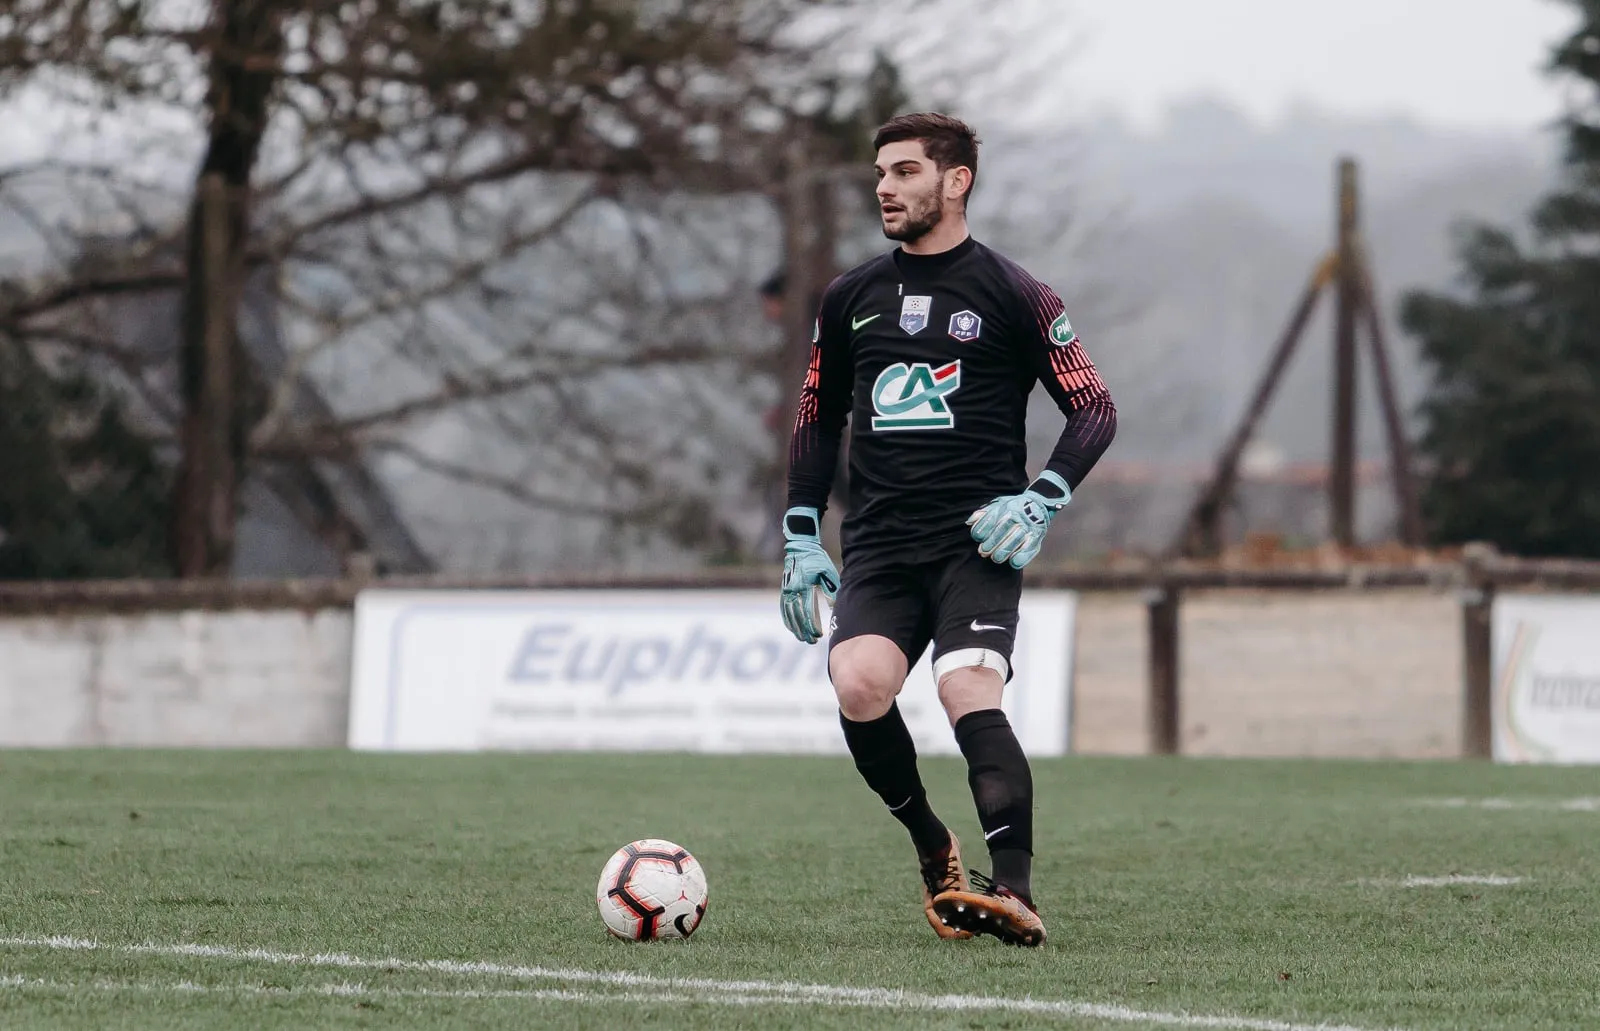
[1175,589,1462,759]
[1069,592,1151,755]
[1066,588,1463,757]
[1,589,1467,757]
[1,610,352,748]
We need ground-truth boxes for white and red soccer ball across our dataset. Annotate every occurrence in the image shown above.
[596,838,708,941]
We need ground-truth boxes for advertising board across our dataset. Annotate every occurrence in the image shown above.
[1491,594,1600,764]
[348,589,1077,756]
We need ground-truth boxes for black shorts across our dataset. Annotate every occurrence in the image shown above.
[827,537,1023,678]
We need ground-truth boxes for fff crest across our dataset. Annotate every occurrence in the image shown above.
[948,310,982,341]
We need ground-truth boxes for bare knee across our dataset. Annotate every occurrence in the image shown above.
[829,636,909,721]
[935,650,1009,726]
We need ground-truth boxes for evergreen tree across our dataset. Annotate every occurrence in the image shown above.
[1400,2,1600,556]
[0,337,171,579]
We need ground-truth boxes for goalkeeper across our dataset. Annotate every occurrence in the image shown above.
[779,112,1117,948]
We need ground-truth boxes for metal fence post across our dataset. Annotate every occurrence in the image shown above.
[1146,584,1181,755]
[1460,548,1496,759]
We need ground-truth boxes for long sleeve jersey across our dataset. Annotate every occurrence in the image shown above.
[786,235,1117,557]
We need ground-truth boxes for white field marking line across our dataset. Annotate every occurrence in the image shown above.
[3,974,862,1005]
[13,975,976,1006]
[1418,797,1600,813]
[1354,875,1527,888]
[0,935,1408,1031]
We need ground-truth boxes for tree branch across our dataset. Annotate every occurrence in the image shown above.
[359,437,649,520]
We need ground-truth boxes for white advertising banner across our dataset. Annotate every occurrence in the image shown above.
[348,589,1076,756]
[1491,594,1600,764]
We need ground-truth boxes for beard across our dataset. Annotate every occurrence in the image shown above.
[881,194,943,242]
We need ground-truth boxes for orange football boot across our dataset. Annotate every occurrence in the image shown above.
[920,833,974,940]
[932,870,1046,947]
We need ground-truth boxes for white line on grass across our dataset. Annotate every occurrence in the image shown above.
[1418,797,1600,813]
[9,974,883,1005]
[1354,875,1526,888]
[0,935,1407,1031]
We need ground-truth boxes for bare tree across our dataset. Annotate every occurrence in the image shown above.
[0,0,879,576]
[0,0,1109,577]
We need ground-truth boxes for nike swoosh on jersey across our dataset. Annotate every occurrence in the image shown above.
[970,619,1007,632]
[851,314,881,330]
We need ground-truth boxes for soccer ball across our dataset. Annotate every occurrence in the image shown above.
[596,838,708,941]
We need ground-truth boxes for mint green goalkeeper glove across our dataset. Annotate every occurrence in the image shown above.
[779,506,839,644]
[966,471,1072,569]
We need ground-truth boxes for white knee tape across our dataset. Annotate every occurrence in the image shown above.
[933,647,1011,683]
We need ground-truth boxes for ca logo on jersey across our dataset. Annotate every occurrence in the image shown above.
[871,360,960,431]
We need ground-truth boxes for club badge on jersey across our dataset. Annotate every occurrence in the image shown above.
[948,309,982,341]
[899,295,931,335]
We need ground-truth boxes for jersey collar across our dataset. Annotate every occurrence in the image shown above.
[891,235,976,277]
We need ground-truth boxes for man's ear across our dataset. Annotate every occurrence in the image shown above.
[945,166,972,201]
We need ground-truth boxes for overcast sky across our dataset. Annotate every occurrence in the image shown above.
[1032,0,1581,132]
[1,1,1583,166]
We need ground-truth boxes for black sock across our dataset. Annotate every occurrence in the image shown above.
[954,708,1034,901]
[839,703,951,860]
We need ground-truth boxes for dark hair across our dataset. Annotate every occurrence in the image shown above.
[871,112,980,207]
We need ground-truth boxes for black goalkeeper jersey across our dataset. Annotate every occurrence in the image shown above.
[786,235,1117,558]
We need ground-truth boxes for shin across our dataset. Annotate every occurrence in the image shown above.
[831,636,950,859]
[938,653,1035,901]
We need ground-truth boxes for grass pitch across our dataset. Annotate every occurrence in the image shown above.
[1,750,1596,1030]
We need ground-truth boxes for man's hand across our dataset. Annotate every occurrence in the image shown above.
[967,471,1072,570]
[780,506,840,644]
